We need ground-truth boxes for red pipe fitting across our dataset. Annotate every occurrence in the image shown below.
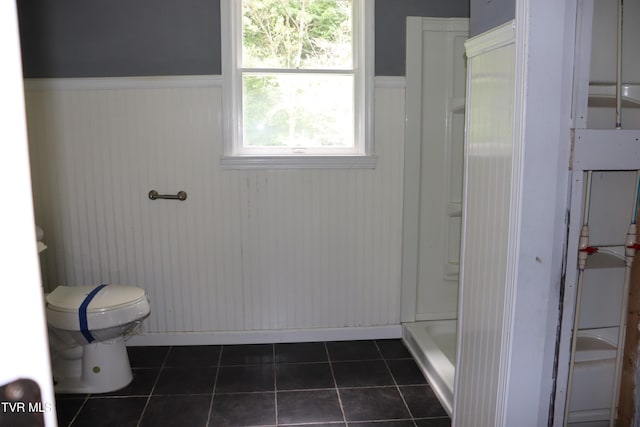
[579,246,599,255]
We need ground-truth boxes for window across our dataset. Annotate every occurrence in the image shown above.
[221,0,375,168]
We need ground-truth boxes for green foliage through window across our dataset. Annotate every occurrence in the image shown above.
[240,0,355,149]
[242,0,353,69]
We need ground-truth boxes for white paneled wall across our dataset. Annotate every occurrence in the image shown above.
[454,23,519,427]
[24,77,405,341]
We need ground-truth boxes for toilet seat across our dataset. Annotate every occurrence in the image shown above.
[46,285,150,331]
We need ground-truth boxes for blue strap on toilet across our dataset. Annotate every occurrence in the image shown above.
[79,284,108,343]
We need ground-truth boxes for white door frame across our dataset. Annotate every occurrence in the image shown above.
[0,2,56,425]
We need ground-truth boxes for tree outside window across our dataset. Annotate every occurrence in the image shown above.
[222,0,373,164]
[241,0,354,150]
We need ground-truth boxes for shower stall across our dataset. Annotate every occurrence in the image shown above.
[400,17,468,416]
[403,1,640,422]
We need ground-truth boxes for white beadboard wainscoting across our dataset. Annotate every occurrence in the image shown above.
[453,22,521,427]
[24,76,406,344]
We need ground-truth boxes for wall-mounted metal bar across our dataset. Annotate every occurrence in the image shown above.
[148,190,187,201]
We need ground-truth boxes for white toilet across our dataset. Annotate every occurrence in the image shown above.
[37,226,151,394]
[45,284,150,394]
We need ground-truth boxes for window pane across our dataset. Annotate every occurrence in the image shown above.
[242,0,353,69]
[242,73,354,149]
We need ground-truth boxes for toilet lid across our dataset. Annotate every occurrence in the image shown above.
[46,285,147,313]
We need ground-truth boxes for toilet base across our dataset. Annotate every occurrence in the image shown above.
[52,337,133,394]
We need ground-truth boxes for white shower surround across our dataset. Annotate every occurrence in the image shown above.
[24,76,407,345]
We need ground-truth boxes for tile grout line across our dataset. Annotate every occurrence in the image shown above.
[373,340,419,427]
[324,342,349,426]
[135,345,172,427]
[211,383,426,395]
[205,345,225,427]
[66,395,89,427]
[213,357,413,368]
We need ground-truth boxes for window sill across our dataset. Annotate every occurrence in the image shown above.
[220,155,378,170]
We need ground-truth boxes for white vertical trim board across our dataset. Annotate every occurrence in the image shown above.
[454,21,519,427]
[504,0,575,424]
[401,17,424,323]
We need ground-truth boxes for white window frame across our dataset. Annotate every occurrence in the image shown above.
[221,0,376,169]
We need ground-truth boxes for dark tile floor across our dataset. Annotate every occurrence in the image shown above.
[55,339,451,427]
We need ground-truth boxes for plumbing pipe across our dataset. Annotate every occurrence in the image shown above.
[581,171,594,244]
[615,0,624,129]
[564,171,594,426]
[634,173,640,224]
[609,171,640,426]
[611,222,636,426]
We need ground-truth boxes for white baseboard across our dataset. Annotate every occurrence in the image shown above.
[126,325,403,347]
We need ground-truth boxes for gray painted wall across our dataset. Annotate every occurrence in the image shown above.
[16,0,468,78]
[469,0,515,36]
[17,0,221,78]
